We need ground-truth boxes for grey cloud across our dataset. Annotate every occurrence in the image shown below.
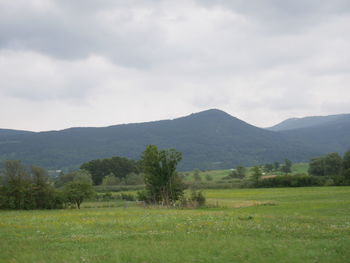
[0,0,167,68]
[0,0,350,131]
[197,0,350,34]
[1,0,349,70]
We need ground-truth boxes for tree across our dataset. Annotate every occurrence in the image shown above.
[309,152,343,177]
[342,150,350,178]
[236,166,247,178]
[2,160,29,209]
[263,163,274,173]
[205,174,213,181]
[308,157,325,176]
[250,166,262,184]
[281,159,292,174]
[193,169,202,182]
[323,153,342,176]
[125,172,144,185]
[30,166,52,209]
[101,173,122,185]
[0,161,63,209]
[80,156,141,185]
[274,162,280,171]
[229,166,246,179]
[63,171,95,209]
[141,145,184,205]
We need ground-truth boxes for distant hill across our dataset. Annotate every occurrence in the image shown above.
[0,129,33,136]
[270,114,350,155]
[268,114,350,131]
[0,109,321,171]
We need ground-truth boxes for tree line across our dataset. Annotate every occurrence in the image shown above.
[80,156,141,185]
[0,145,203,209]
[0,161,95,209]
[308,151,350,178]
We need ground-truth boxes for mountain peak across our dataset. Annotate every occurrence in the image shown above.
[183,109,235,120]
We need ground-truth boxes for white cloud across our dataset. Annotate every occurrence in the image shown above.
[0,0,349,131]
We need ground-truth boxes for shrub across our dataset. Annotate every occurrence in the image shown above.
[125,173,144,185]
[205,174,213,181]
[188,190,206,207]
[101,174,122,186]
[256,174,324,188]
[119,193,136,201]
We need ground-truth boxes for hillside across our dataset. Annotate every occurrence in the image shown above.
[269,113,350,154]
[268,114,350,131]
[0,109,320,171]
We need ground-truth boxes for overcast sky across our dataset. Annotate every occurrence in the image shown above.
[1,0,350,131]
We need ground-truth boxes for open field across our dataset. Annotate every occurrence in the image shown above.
[182,163,310,183]
[291,162,309,174]
[182,169,232,182]
[1,186,349,263]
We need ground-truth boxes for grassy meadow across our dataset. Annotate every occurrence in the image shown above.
[182,162,310,182]
[1,186,349,263]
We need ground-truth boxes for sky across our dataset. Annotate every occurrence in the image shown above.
[1,0,350,131]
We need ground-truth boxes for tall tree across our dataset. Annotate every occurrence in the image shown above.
[308,157,325,176]
[309,152,343,177]
[250,166,262,184]
[141,145,184,205]
[281,159,292,174]
[2,160,29,209]
[342,150,350,178]
[0,161,63,209]
[323,153,343,176]
[63,170,95,209]
[31,166,51,209]
[81,156,140,185]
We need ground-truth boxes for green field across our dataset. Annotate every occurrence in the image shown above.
[182,163,310,183]
[1,186,349,263]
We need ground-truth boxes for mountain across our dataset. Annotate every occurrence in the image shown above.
[269,114,350,155]
[268,114,350,131]
[0,129,33,136]
[0,109,322,171]
[2,110,350,171]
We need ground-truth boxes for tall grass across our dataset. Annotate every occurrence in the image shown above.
[0,186,349,262]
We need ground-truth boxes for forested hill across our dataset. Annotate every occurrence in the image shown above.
[0,109,347,171]
[269,114,350,155]
[0,129,34,136]
[268,114,350,132]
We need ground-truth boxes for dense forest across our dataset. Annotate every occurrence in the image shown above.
[1,110,349,171]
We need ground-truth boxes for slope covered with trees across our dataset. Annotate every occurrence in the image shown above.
[1,109,350,171]
[270,114,350,155]
[268,114,350,132]
[0,109,322,171]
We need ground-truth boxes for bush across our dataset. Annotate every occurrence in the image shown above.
[101,192,113,201]
[332,175,350,186]
[189,190,206,207]
[119,193,136,201]
[95,185,145,192]
[101,174,122,186]
[137,190,149,203]
[125,173,144,185]
[0,161,65,210]
[256,174,324,188]
[205,174,213,181]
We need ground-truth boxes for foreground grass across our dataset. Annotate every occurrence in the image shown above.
[0,187,349,263]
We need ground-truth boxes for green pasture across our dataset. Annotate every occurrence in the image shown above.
[291,162,309,174]
[182,169,232,182]
[182,163,310,183]
[1,186,349,263]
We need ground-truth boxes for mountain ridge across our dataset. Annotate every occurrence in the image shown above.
[0,109,349,171]
[268,113,350,131]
